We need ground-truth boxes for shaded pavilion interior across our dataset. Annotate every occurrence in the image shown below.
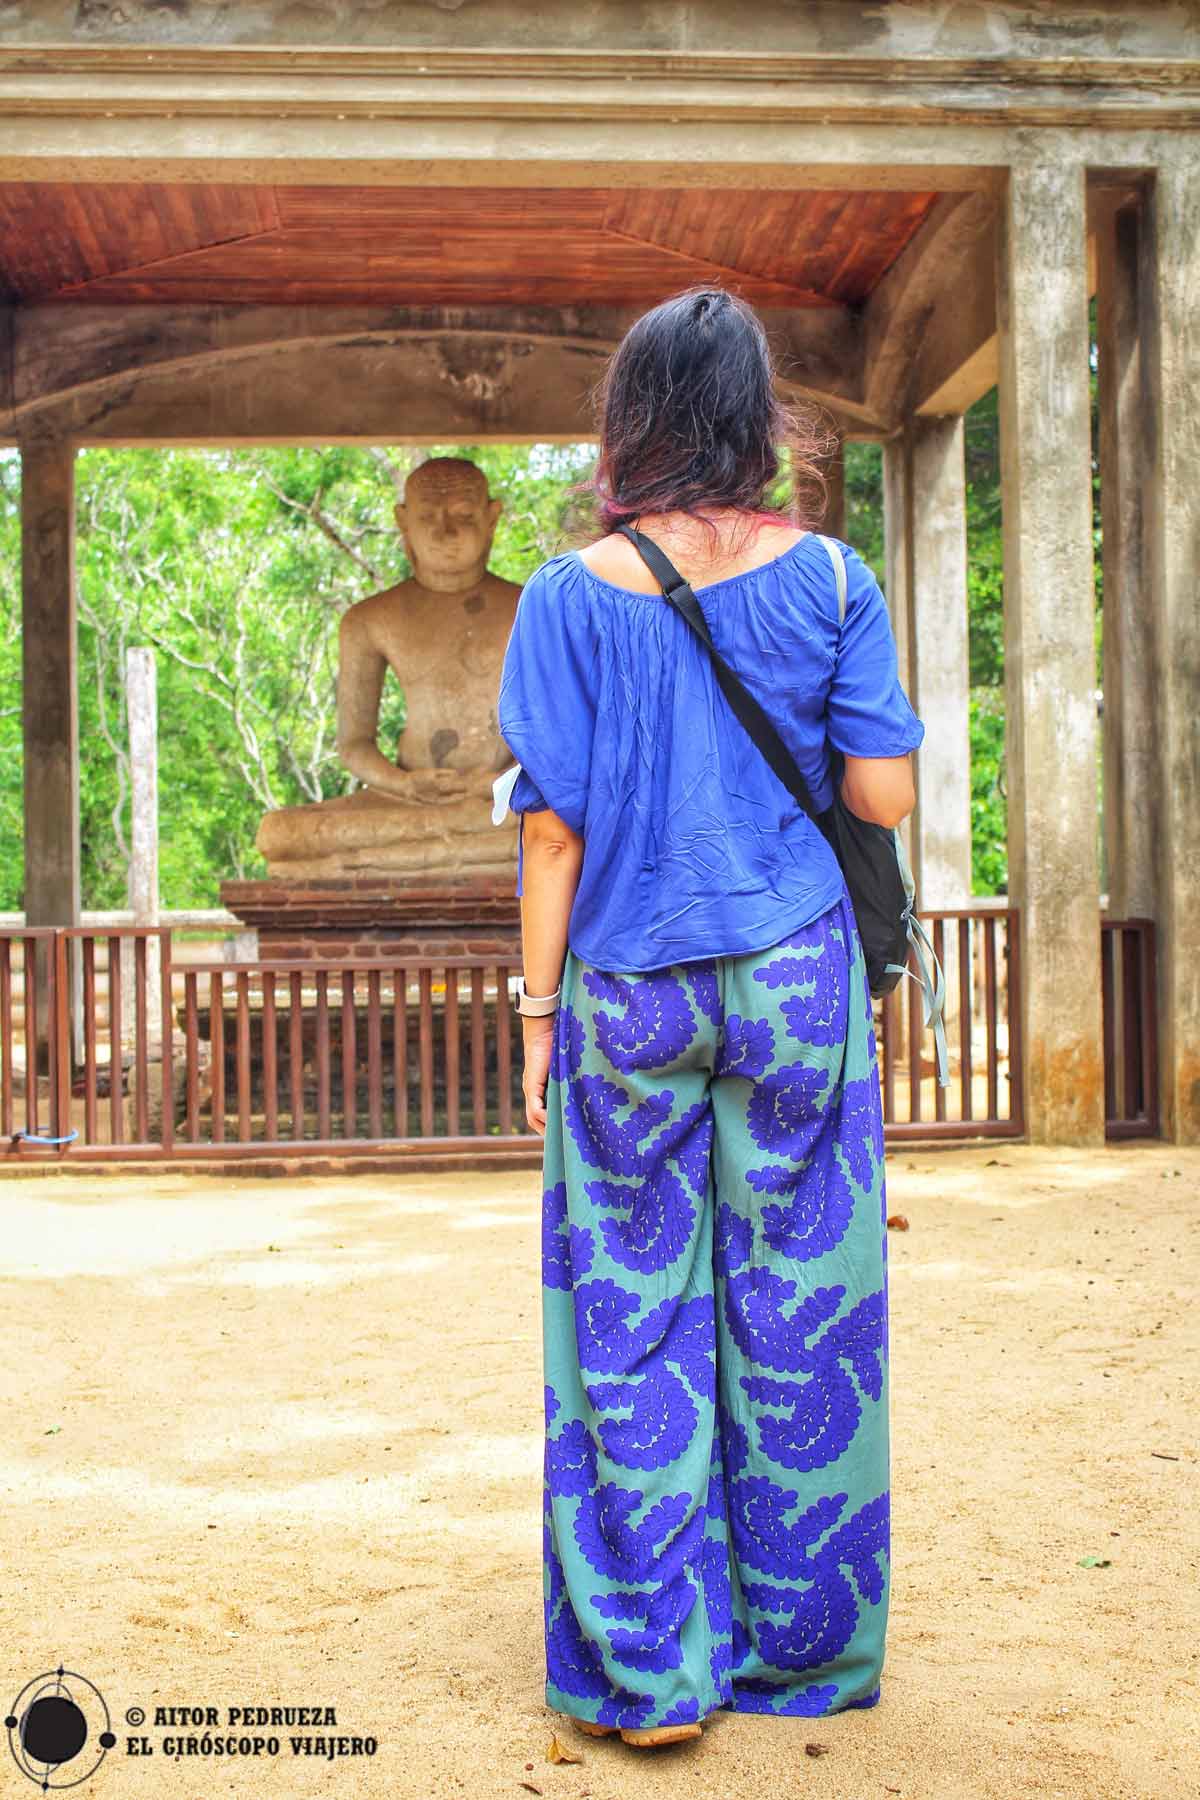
[0,148,1193,1147]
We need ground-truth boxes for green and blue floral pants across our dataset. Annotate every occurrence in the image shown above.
[540,889,891,1728]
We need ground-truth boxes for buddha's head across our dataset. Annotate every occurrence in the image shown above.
[396,457,503,593]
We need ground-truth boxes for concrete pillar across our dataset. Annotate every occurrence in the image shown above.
[882,421,971,1084]
[1096,191,1157,921]
[1141,161,1200,1143]
[881,422,970,904]
[1101,198,1151,921]
[21,431,80,928]
[996,161,1104,1145]
[909,416,972,908]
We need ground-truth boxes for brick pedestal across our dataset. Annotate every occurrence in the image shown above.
[220,875,521,962]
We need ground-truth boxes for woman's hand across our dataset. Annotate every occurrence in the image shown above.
[521,1015,556,1137]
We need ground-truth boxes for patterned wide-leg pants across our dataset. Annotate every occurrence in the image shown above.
[540,889,891,1729]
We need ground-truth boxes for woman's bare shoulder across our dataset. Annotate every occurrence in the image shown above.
[575,533,662,594]
[576,518,810,592]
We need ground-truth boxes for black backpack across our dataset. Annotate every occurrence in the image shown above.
[616,522,949,1085]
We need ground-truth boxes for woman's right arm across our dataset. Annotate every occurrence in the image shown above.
[840,752,917,829]
[823,547,925,826]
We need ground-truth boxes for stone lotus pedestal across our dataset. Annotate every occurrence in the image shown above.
[219,873,521,963]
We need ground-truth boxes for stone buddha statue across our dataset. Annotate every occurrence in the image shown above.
[255,456,522,881]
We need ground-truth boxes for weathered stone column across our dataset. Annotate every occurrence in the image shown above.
[1096,191,1157,922]
[996,162,1104,1145]
[21,430,80,928]
[882,422,971,1077]
[881,422,970,903]
[909,416,972,907]
[1141,161,1200,1143]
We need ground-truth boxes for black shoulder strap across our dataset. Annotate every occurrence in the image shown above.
[615,522,825,824]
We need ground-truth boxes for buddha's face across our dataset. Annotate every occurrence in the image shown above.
[396,459,502,592]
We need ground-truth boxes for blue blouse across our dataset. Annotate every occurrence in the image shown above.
[492,532,925,972]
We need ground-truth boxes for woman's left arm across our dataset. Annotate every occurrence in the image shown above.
[518,805,585,1136]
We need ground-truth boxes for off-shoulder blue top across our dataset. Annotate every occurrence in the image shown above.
[492,532,924,972]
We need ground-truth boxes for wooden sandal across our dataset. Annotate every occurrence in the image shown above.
[568,1716,702,1747]
[619,1722,703,1747]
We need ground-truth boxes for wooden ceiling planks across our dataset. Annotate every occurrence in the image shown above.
[0,182,939,308]
[0,182,279,302]
[604,188,938,302]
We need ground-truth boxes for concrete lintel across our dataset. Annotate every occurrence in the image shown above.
[0,126,1169,195]
[0,34,1195,133]
[10,301,636,421]
[0,139,1008,191]
[6,301,866,445]
[997,159,1105,1146]
[3,0,1196,63]
[26,342,612,446]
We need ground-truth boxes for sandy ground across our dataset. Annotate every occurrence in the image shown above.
[2,1141,1196,1800]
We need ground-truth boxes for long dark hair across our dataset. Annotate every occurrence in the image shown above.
[590,287,835,536]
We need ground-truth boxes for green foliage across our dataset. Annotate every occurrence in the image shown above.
[844,441,884,582]
[963,389,1008,894]
[969,687,1008,896]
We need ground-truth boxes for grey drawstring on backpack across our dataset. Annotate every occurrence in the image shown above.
[886,819,951,1090]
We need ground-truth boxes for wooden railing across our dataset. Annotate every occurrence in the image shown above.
[71,926,173,1151]
[878,906,1023,1139]
[0,908,1038,1160]
[0,929,70,1149]
[174,956,521,1154]
[1101,917,1158,1139]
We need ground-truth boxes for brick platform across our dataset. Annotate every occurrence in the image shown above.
[220,875,521,962]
